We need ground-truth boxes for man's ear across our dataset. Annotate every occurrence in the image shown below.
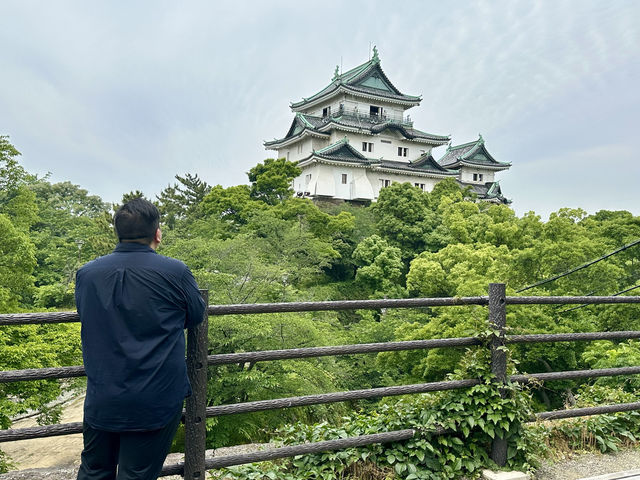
[150,228,162,249]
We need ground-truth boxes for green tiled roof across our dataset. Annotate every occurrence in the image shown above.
[265,112,449,149]
[312,138,369,163]
[290,52,421,110]
[439,135,511,170]
[264,113,329,147]
[407,152,458,174]
[459,180,511,204]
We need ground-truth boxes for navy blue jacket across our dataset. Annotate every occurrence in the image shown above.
[75,242,206,432]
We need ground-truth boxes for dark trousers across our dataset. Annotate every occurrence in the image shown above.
[77,411,182,480]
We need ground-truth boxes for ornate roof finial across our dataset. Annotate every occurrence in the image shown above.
[333,65,340,81]
[478,133,484,144]
[372,45,379,63]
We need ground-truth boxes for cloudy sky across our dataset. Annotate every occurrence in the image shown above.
[1,0,638,218]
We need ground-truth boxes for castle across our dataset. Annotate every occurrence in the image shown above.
[265,48,510,204]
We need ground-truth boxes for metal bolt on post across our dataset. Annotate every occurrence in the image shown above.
[488,283,508,467]
[184,290,209,480]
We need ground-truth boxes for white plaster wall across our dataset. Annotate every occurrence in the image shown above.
[459,168,496,184]
[293,163,319,194]
[312,137,330,151]
[296,161,457,201]
[324,130,430,163]
[333,169,351,199]
[365,171,446,199]
[314,163,337,197]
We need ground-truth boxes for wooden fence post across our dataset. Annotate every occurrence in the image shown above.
[488,283,508,467]
[184,289,209,479]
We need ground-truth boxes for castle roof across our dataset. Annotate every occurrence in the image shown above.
[298,139,457,179]
[290,49,421,111]
[265,112,449,150]
[312,137,368,163]
[264,113,330,149]
[439,135,511,171]
[459,180,511,204]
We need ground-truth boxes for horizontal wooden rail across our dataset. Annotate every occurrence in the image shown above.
[0,311,78,326]
[159,428,419,476]
[208,337,482,365]
[206,379,481,417]
[507,296,640,305]
[7,395,640,445]
[506,331,640,344]
[206,297,488,316]
[0,366,85,383]
[535,402,640,421]
[510,366,640,383]
[2,295,639,326]
[0,422,83,442]
[3,332,640,384]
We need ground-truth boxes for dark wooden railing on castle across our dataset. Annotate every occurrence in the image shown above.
[2,284,640,478]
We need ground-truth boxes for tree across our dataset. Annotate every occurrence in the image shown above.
[0,214,36,311]
[156,173,211,228]
[200,184,265,229]
[28,180,113,307]
[0,136,38,230]
[371,182,437,261]
[352,235,405,297]
[247,158,301,205]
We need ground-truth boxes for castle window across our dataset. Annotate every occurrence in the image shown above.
[370,105,380,117]
[362,142,373,153]
[322,106,331,117]
[341,174,348,184]
[397,147,408,157]
[380,179,392,188]
[414,183,426,190]
[473,173,484,182]
[381,139,392,144]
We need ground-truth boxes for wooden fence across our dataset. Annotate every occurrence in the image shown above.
[1,284,640,478]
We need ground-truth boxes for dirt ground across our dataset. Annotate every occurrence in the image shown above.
[2,396,84,470]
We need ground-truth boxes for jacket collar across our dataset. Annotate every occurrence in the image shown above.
[114,242,157,253]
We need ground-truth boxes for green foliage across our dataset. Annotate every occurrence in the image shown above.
[200,184,265,229]
[0,214,36,310]
[247,158,301,205]
[29,180,114,306]
[0,323,82,428]
[219,350,542,479]
[544,385,640,454]
[0,449,13,474]
[156,172,211,228]
[205,311,351,447]
[371,183,436,260]
[353,235,405,297]
[119,189,147,205]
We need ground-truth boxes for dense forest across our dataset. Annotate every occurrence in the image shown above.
[2,134,640,478]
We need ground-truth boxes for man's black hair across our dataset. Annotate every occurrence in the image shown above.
[114,198,160,243]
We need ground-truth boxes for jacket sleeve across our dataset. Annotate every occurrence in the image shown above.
[182,266,207,329]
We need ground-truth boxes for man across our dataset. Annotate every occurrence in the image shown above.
[75,198,206,480]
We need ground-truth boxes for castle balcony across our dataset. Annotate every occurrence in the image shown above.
[322,104,414,127]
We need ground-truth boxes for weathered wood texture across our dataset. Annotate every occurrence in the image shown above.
[159,429,418,476]
[184,290,209,480]
[489,283,508,467]
[205,379,482,417]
